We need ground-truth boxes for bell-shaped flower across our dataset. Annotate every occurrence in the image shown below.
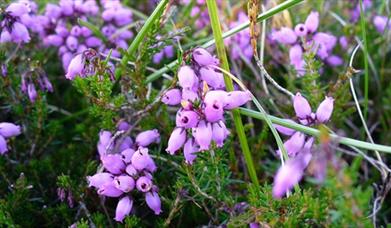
[98,181,123,197]
[204,90,228,107]
[193,120,212,151]
[181,88,199,102]
[66,36,78,51]
[199,66,225,89]
[117,136,133,153]
[183,138,199,165]
[27,83,37,102]
[125,164,138,177]
[166,128,186,155]
[304,11,319,33]
[316,96,334,123]
[294,23,307,37]
[11,22,30,43]
[101,154,125,174]
[326,55,343,67]
[131,147,155,171]
[293,93,312,119]
[115,196,133,222]
[204,100,224,122]
[280,131,305,157]
[178,66,197,89]
[192,48,216,66]
[65,54,84,80]
[212,121,229,147]
[87,172,114,189]
[136,129,160,147]
[271,27,297,44]
[0,135,8,154]
[273,119,296,136]
[176,110,199,128]
[161,89,181,105]
[136,176,152,192]
[224,91,251,110]
[97,131,112,155]
[6,3,29,17]
[0,122,21,138]
[114,175,135,192]
[145,191,162,215]
[313,32,337,51]
[289,44,303,67]
[121,148,135,163]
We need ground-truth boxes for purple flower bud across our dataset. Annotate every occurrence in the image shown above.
[0,30,11,43]
[183,138,199,164]
[316,96,334,123]
[98,181,123,197]
[125,164,138,176]
[97,131,112,155]
[27,83,37,102]
[6,3,29,17]
[178,66,197,89]
[117,136,133,152]
[115,196,133,222]
[62,52,73,71]
[204,90,228,106]
[70,26,81,37]
[313,32,337,51]
[115,8,133,26]
[114,175,135,192]
[272,157,304,199]
[193,48,216,66]
[199,66,225,89]
[212,121,229,147]
[293,93,312,119]
[0,135,8,154]
[119,30,134,40]
[193,120,212,151]
[135,129,160,147]
[45,3,61,19]
[326,55,343,66]
[66,36,78,51]
[11,22,30,43]
[114,196,133,222]
[87,172,114,189]
[59,0,74,16]
[373,15,390,33]
[117,120,130,131]
[81,27,92,37]
[44,35,63,47]
[339,36,348,49]
[0,122,21,138]
[224,91,251,110]
[131,147,156,172]
[176,110,199,128]
[164,45,174,58]
[273,119,296,136]
[145,191,162,215]
[162,89,182,106]
[153,51,164,64]
[166,128,187,155]
[289,44,303,67]
[65,54,84,80]
[204,100,224,122]
[271,27,297,44]
[249,223,260,228]
[136,176,152,192]
[85,36,102,48]
[294,23,308,37]
[281,132,305,157]
[101,154,125,174]
[121,148,135,163]
[181,88,199,102]
[304,11,319,33]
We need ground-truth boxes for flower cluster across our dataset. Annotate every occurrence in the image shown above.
[0,0,37,44]
[225,11,253,61]
[87,123,162,222]
[0,122,22,155]
[162,48,251,164]
[271,11,345,75]
[21,68,53,103]
[272,92,334,198]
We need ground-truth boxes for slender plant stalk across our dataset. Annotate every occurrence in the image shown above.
[206,0,259,188]
[239,108,391,153]
[145,0,304,83]
[359,0,369,119]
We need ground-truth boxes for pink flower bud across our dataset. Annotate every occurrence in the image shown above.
[101,154,125,174]
[183,138,199,165]
[281,132,305,157]
[135,129,160,147]
[304,11,319,33]
[176,110,199,128]
[193,48,215,66]
[121,148,135,163]
[145,191,162,215]
[98,181,123,197]
[193,121,212,151]
[136,176,152,192]
[271,27,297,44]
[125,164,138,176]
[212,121,229,147]
[0,122,21,138]
[316,96,334,123]
[161,89,181,105]
[0,135,8,154]
[199,66,225,89]
[294,23,307,37]
[326,55,343,66]
[293,93,312,119]
[273,119,296,136]
[289,44,303,67]
[224,91,251,110]
[114,175,135,192]
[115,196,133,222]
[87,172,114,189]
[178,66,197,89]
[166,128,186,155]
[65,54,84,80]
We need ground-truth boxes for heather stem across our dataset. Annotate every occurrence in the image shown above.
[206,0,260,189]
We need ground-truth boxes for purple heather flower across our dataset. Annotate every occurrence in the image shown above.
[273,119,296,136]
[97,130,112,155]
[131,147,156,172]
[204,100,224,122]
[271,27,297,44]
[193,120,212,151]
[373,15,391,33]
[294,24,308,37]
[117,136,133,152]
[326,55,343,66]
[183,138,199,165]
[0,123,22,138]
[280,131,306,157]
[145,191,162,215]
[65,54,84,80]
[6,3,29,17]
[115,196,133,222]
[114,175,135,193]
[178,66,197,89]
[27,83,37,102]
[136,176,152,192]
[166,128,187,155]
[211,121,229,147]
[224,91,252,110]
[0,135,8,154]
[192,47,216,66]
[304,11,319,33]
[125,164,138,177]
[162,89,182,105]
[87,172,114,189]
[293,93,312,119]
[176,110,199,128]
[316,96,334,123]
[135,129,160,147]
[181,88,199,102]
[11,22,31,43]
[101,154,125,174]
[199,66,225,89]
[98,182,124,197]
[121,148,135,163]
